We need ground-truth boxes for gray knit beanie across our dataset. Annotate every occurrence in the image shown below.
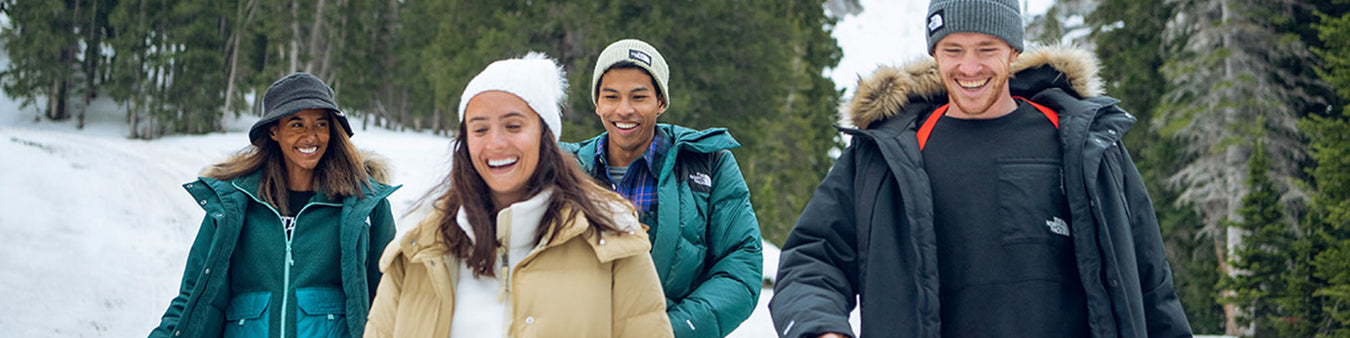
[925,0,1024,54]
[591,39,670,108]
[250,72,351,146]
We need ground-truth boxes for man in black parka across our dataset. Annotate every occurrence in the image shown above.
[768,0,1193,337]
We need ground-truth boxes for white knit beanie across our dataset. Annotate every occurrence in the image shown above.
[457,52,568,141]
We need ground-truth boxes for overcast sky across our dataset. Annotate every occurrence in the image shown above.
[829,0,1055,96]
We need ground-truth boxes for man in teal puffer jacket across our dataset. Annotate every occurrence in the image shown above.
[564,39,763,338]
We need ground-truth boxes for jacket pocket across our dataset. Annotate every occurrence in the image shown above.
[667,237,708,300]
[223,292,270,338]
[996,160,1070,245]
[295,287,349,338]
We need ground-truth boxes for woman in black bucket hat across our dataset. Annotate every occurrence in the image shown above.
[150,73,399,338]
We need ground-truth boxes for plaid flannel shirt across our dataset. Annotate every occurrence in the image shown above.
[592,132,669,213]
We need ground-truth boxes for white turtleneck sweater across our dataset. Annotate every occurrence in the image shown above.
[449,189,553,338]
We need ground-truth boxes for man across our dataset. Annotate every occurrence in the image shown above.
[768,0,1193,337]
[564,39,763,338]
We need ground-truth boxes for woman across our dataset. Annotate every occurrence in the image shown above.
[364,53,672,337]
[150,73,398,338]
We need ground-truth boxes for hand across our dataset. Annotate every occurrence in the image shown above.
[817,334,848,338]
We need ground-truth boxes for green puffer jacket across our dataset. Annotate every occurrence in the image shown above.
[565,124,763,338]
[150,160,398,338]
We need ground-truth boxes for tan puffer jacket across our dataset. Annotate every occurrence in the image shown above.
[364,201,672,337]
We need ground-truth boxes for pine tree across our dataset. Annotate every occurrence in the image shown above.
[1298,2,1350,336]
[159,0,231,134]
[1156,0,1320,332]
[1222,138,1295,336]
[0,0,101,123]
[744,0,842,245]
[105,0,169,138]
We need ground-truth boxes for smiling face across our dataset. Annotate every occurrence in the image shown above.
[464,91,543,207]
[595,67,666,166]
[933,32,1021,119]
[270,109,331,188]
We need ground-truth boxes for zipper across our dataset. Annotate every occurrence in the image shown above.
[232,182,339,338]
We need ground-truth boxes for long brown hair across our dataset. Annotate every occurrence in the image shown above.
[204,110,369,215]
[429,122,626,278]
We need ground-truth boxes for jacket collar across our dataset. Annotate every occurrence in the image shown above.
[573,123,741,172]
[456,190,554,254]
[395,195,650,265]
[842,47,1104,130]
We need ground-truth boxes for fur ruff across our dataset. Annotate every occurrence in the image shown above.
[841,46,1102,130]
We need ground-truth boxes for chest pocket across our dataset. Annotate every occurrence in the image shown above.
[295,287,349,338]
[996,159,1071,245]
[223,292,270,338]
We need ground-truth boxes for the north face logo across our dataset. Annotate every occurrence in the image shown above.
[927,11,944,34]
[1046,216,1070,236]
[629,49,653,66]
[689,172,712,188]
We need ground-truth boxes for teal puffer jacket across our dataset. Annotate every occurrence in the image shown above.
[566,124,763,338]
[149,165,398,338]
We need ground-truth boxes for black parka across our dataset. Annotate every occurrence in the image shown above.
[769,48,1192,338]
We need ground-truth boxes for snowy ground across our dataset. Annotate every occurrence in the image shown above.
[0,92,841,336]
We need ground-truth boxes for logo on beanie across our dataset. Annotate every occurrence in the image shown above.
[927,10,944,35]
[628,49,652,66]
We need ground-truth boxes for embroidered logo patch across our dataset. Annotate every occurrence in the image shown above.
[628,49,652,66]
[1046,216,1070,236]
[927,10,945,35]
[690,172,712,188]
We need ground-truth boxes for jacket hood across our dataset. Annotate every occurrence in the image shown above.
[566,123,740,170]
[842,47,1103,130]
[200,149,393,184]
[660,123,740,152]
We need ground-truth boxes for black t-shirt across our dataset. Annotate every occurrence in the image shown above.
[287,190,315,217]
[921,101,1090,337]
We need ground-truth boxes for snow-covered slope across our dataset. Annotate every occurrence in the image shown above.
[0,104,454,336]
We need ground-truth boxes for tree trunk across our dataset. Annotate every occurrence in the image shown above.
[432,106,442,135]
[79,0,103,130]
[1218,219,1239,335]
[290,0,301,73]
[224,0,256,122]
[400,89,409,132]
[1217,0,1250,335]
[306,0,329,76]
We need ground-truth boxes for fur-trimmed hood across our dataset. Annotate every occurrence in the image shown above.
[842,47,1103,130]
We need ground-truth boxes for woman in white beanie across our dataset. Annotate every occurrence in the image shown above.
[364,53,673,338]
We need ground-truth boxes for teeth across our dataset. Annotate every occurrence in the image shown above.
[615,122,637,129]
[958,79,988,89]
[298,147,318,154]
[488,157,518,167]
